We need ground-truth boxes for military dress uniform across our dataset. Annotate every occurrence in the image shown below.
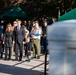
[30,26,42,59]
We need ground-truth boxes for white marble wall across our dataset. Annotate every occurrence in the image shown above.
[47,20,76,75]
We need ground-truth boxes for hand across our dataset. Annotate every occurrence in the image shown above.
[23,41,25,44]
[1,34,4,38]
[13,41,15,44]
[31,35,34,39]
[27,50,30,53]
[3,42,4,44]
[44,34,46,37]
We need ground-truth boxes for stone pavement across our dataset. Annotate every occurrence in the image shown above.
[0,54,49,75]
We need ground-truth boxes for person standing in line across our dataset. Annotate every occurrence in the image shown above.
[0,34,4,59]
[3,23,13,60]
[42,20,48,53]
[23,35,32,62]
[0,21,5,59]
[22,26,29,56]
[13,21,18,29]
[0,29,4,59]
[23,20,27,28]
[27,20,32,32]
[13,20,25,61]
[30,20,42,59]
[23,26,31,61]
[12,21,18,54]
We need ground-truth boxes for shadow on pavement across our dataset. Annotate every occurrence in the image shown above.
[0,64,44,75]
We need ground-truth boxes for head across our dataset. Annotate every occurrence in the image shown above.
[24,20,27,25]
[17,20,22,26]
[1,20,4,24]
[13,21,18,27]
[6,23,13,32]
[28,20,31,25]
[43,21,47,26]
[34,20,39,28]
[32,21,35,27]
[52,18,57,23]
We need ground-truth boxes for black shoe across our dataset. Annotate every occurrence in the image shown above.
[19,58,22,61]
[1,56,3,58]
[37,56,40,59]
[14,58,18,61]
[27,59,30,62]
[8,58,11,60]
[4,58,7,60]
[0,57,3,59]
[31,56,36,59]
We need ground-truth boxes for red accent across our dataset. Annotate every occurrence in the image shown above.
[0,41,2,44]
[27,50,30,53]
[31,27,36,33]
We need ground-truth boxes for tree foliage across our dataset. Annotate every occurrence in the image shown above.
[0,0,76,18]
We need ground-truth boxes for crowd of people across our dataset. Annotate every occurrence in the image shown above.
[0,16,56,62]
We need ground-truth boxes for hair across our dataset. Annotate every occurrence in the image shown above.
[26,35,30,42]
[34,20,39,23]
[6,23,13,32]
[34,20,39,24]
[27,35,30,38]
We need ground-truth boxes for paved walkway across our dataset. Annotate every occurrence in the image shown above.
[0,54,49,75]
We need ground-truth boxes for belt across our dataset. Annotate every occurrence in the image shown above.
[32,38,39,40]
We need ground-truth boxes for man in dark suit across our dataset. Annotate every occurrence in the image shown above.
[13,20,25,61]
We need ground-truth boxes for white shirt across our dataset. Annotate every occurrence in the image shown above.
[17,26,20,31]
[31,26,42,39]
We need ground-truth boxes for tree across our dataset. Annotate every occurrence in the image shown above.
[0,0,27,14]
[0,0,76,18]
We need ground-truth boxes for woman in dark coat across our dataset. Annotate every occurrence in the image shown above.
[3,23,13,60]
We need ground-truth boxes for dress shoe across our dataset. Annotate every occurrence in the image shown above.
[27,59,30,62]
[0,57,3,59]
[19,58,22,61]
[8,58,11,60]
[4,58,7,60]
[37,56,40,59]
[14,58,18,61]
[31,56,36,59]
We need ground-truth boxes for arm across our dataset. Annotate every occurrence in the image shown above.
[13,27,16,44]
[3,32,6,44]
[22,27,26,40]
[13,28,16,42]
[30,27,42,39]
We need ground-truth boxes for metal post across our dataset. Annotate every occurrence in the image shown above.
[44,36,47,75]
[44,49,47,75]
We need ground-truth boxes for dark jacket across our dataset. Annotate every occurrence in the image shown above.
[3,31,13,47]
[13,26,25,43]
[42,25,47,35]
[24,42,32,56]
